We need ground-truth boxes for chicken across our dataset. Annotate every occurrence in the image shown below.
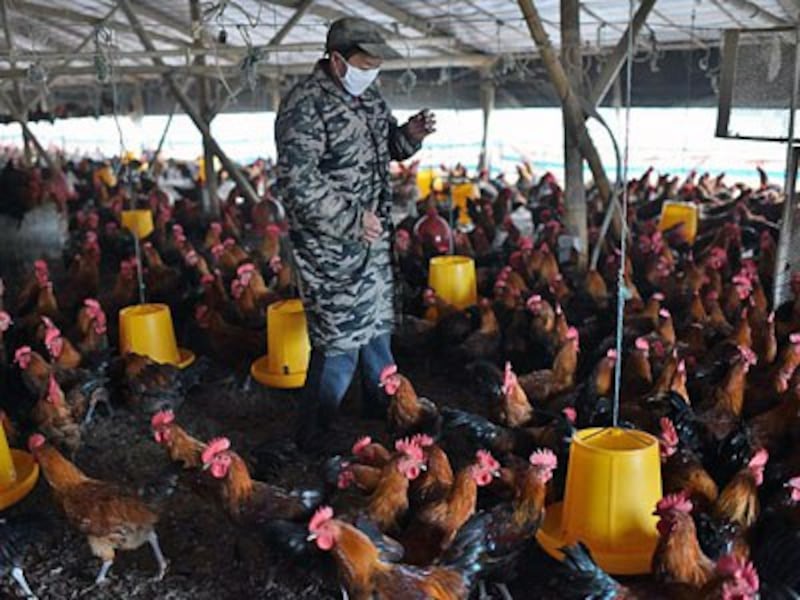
[469,449,557,596]
[199,436,322,525]
[110,259,138,310]
[658,417,718,511]
[75,298,108,357]
[516,326,580,405]
[1,514,49,600]
[141,242,181,304]
[452,298,501,363]
[15,259,49,314]
[194,304,264,371]
[714,448,768,530]
[408,434,454,508]
[380,365,442,437]
[150,409,206,469]
[467,361,533,429]
[699,554,760,600]
[401,450,500,565]
[306,505,486,600]
[361,438,429,532]
[111,353,201,414]
[652,492,715,587]
[30,375,81,457]
[749,385,800,453]
[699,346,756,440]
[14,345,53,398]
[621,336,653,401]
[43,319,82,370]
[28,433,169,584]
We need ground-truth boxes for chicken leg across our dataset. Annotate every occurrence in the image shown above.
[147,531,168,580]
[10,566,37,599]
[95,560,113,584]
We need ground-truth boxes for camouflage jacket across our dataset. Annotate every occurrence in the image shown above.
[275,61,421,354]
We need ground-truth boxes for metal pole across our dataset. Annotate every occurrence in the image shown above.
[773,26,800,308]
[133,233,146,304]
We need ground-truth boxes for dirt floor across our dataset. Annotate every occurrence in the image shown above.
[3,356,505,600]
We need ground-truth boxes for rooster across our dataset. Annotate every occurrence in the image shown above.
[200,436,322,526]
[380,365,441,437]
[28,433,170,584]
[401,450,500,565]
[658,418,717,514]
[307,506,487,599]
[652,492,714,587]
[714,447,768,530]
[515,326,580,405]
[30,375,81,457]
[150,409,206,469]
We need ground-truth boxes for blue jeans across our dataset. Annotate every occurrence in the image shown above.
[295,333,394,444]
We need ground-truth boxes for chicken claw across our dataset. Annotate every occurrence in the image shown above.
[147,532,168,581]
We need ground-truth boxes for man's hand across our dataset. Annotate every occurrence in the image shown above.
[362,210,383,244]
[405,109,436,143]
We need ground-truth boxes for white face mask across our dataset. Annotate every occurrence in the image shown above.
[336,54,379,97]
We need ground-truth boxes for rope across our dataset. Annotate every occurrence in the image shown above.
[611,0,636,427]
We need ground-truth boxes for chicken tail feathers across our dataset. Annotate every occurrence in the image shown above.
[438,512,491,590]
[554,543,622,600]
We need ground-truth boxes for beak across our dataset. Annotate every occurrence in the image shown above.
[492,469,501,477]
[306,533,317,542]
[419,464,428,472]
[202,462,211,471]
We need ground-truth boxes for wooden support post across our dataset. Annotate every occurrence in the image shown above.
[517,0,612,208]
[190,0,219,215]
[561,0,587,268]
[118,0,260,208]
[478,73,495,172]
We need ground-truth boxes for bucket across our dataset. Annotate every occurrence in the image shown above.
[451,182,479,227]
[537,427,662,575]
[427,255,478,320]
[658,201,698,244]
[0,422,38,510]
[118,304,195,368]
[251,299,310,389]
[121,209,154,239]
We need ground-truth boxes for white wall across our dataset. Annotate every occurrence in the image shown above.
[0,107,789,185]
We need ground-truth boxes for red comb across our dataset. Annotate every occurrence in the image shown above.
[28,433,45,452]
[749,448,769,469]
[529,448,557,470]
[151,410,175,428]
[655,491,693,514]
[606,349,618,360]
[308,506,334,533]
[652,292,665,301]
[566,327,579,341]
[791,333,800,345]
[476,449,500,471]
[659,417,679,447]
[395,437,424,462]
[236,263,256,278]
[201,437,231,464]
[635,337,649,351]
[379,364,398,383]
[351,436,372,456]
[659,308,671,319]
[411,434,434,448]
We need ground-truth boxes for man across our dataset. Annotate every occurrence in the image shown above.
[275,17,435,450]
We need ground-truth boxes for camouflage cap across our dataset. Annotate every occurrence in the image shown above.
[325,17,399,59]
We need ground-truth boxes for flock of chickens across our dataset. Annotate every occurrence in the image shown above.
[1,159,800,600]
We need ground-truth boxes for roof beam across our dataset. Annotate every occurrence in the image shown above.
[118,0,261,208]
[588,0,657,107]
[776,0,800,22]
[1,0,26,113]
[11,1,191,48]
[715,0,789,26]
[355,0,483,54]
[269,0,315,46]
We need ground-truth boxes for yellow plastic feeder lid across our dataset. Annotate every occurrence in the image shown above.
[251,299,310,389]
[537,427,662,575]
[121,209,155,239]
[0,426,39,511]
[119,304,195,369]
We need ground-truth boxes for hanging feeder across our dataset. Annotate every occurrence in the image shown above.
[537,427,662,575]
[426,255,478,320]
[0,420,39,511]
[658,201,698,244]
[251,299,310,389]
[119,304,195,368]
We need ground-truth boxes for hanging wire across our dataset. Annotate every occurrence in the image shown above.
[611,0,636,428]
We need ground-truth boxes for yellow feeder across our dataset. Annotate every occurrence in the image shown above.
[416,168,436,199]
[451,182,479,227]
[121,209,155,239]
[119,304,195,368]
[97,164,117,188]
[426,255,478,320]
[251,299,310,389]
[658,201,698,244]
[537,428,662,575]
[0,421,39,510]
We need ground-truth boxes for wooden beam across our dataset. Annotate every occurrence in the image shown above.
[516,0,611,205]
[190,0,218,215]
[717,0,790,26]
[588,0,657,108]
[118,0,260,208]
[269,0,316,46]
[356,0,483,54]
[0,90,55,170]
[561,0,587,268]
